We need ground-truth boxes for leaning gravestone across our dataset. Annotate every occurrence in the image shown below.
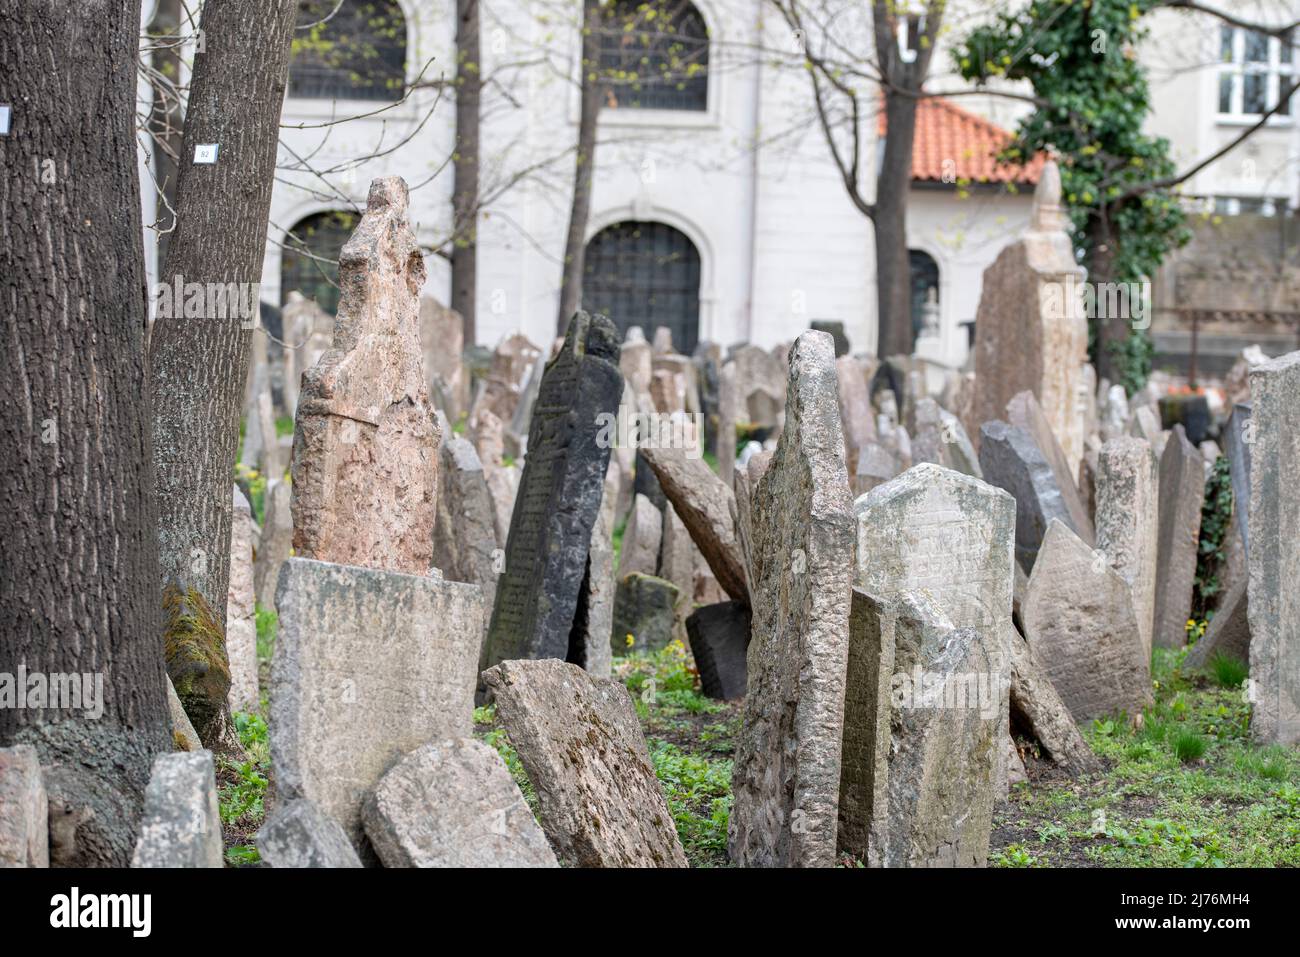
[686,601,751,700]
[971,161,1089,476]
[979,420,1091,572]
[481,659,687,867]
[617,493,662,578]
[1095,437,1159,657]
[482,311,623,671]
[852,462,1014,797]
[1007,390,1094,543]
[226,486,259,714]
[729,331,854,868]
[1022,520,1151,723]
[638,443,749,603]
[0,745,48,867]
[131,751,223,868]
[1185,580,1249,670]
[290,177,440,577]
[271,558,483,855]
[840,590,1001,867]
[362,739,557,868]
[1153,425,1206,649]
[257,798,363,868]
[1005,624,1099,773]
[1247,351,1300,745]
[569,463,619,679]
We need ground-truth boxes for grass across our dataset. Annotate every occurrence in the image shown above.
[1208,651,1249,689]
[992,648,1300,867]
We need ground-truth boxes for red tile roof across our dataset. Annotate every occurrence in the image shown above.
[880,96,1045,186]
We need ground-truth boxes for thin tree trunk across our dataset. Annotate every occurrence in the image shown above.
[557,0,604,335]
[1088,214,1126,386]
[875,89,919,357]
[451,0,481,342]
[0,0,171,866]
[148,0,185,269]
[149,0,298,751]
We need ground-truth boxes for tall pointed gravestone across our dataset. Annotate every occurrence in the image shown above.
[1247,351,1300,745]
[971,161,1089,477]
[482,311,623,672]
[729,331,854,868]
[272,178,484,858]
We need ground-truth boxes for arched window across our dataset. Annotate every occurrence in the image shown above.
[598,0,710,111]
[289,0,407,101]
[280,210,360,315]
[909,249,940,341]
[583,221,701,353]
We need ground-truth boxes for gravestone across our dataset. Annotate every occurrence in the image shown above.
[839,590,1001,867]
[432,427,500,665]
[620,327,653,402]
[131,751,222,868]
[257,798,363,868]
[1185,580,1249,670]
[280,292,335,417]
[290,177,440,576]
[853,441,897,496]
[971,161,1089,475]
[659,504,695,642]
[226,486,259,714]
[729,331,854,868]
[1007,390,1094,542]
[0,745,48,867]
[1095,437,1159,656]
[1005,624,1099,772]
[271,558,483,854]
[362,739,557,868]
[717,360,738,487]
[481,659,687,867]
[638,444,748,603]
[473,410,518,546]
[853,462,1014,795]
[508,353,548,456]
[979,420,1092,572]
[938,408,982,478]
[483,311,623,669]
[253,478,292,612]
[837,355,877,475]
[617,493,662,578]
[1224,404,1252,555]
[472,332,543,427]
[1153,425,1206,649]
[419,296,468,422]
[570,463,618,679]
[1247,351,1300,745]
[686,601,751,700]
[611,573,680,654]
[1022,520,1151,723]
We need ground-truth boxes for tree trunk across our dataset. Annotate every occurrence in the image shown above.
[557,0,604,335]
[1088,213,1126,386]
[0,0,172,866]
[451,0,481,342]
[149,0,298,751]
[147,0,186,269]
[874,90,919,358]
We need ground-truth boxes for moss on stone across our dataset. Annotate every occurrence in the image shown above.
[163,583,231,746]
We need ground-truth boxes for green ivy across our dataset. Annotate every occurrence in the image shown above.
[1192,456,1233,621]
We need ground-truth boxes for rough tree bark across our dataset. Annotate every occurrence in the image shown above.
[1087,214,1125,386]
[871,1,942,358]
[0,0,172,866]
[149,0,298,751]
[451,0,481,341]
[556,0,605,334]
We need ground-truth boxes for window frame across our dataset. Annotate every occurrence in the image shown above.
[284,0,415,117]
[1216,26,1294,125]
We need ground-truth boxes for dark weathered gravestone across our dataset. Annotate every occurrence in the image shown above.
[483,311,623,669]
[810,320,850,357]
[257,798,363,868]
[611,573,680,654]
[1153,425,1206,649]
[686,601,751,700]
[1006,390,1094,543]
[1224,403,1252,555]
[979,420,1090,572]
